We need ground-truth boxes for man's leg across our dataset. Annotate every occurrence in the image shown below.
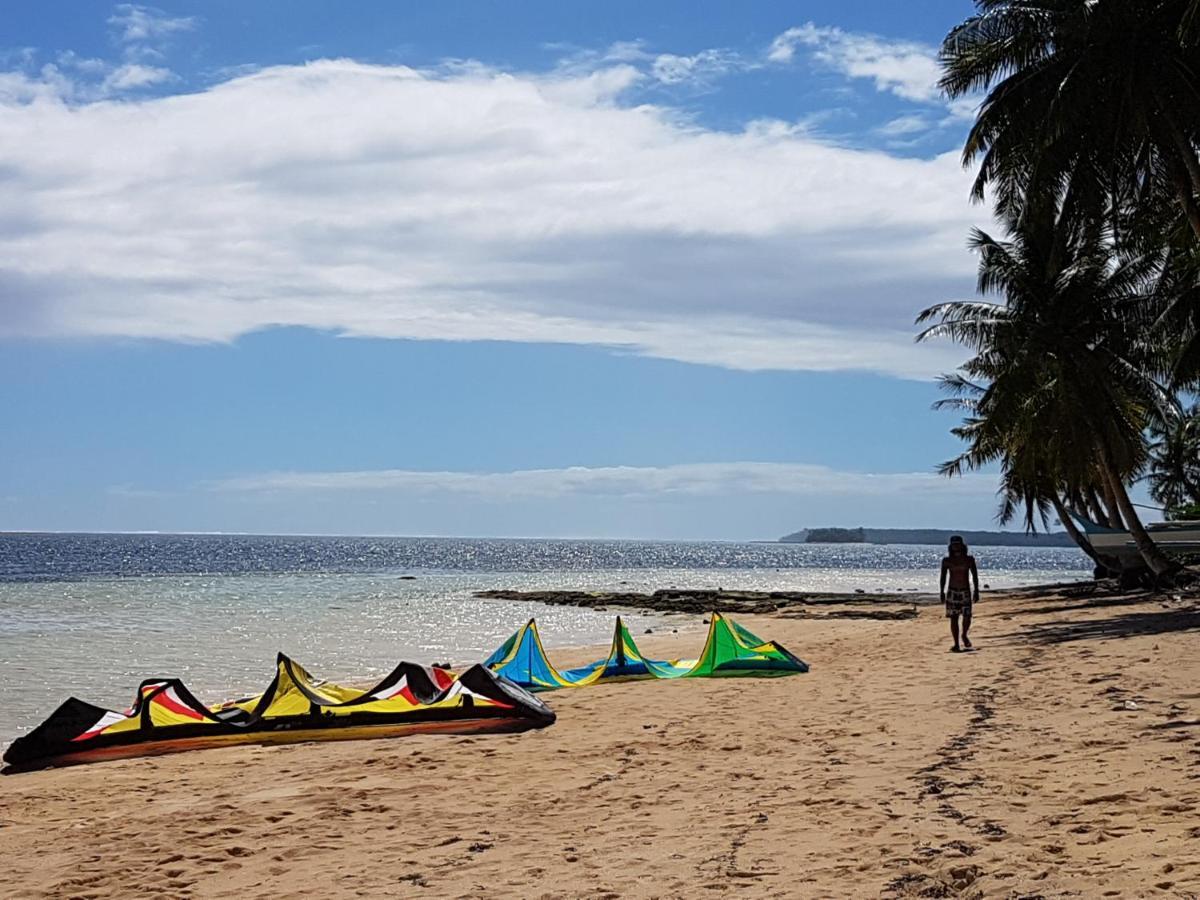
[949,612,960,651]
[962,609,972,648]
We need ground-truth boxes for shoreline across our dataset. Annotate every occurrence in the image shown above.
[2,580,1198,897]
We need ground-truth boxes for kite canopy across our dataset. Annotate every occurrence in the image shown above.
[3,654,554,772]
[484,612,808,691]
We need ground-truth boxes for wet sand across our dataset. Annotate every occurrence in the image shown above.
[2,584,1198,898]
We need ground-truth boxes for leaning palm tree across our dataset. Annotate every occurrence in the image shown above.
[917,201,1178,576]
[932,371,1119,569]
[940,0,1200,240]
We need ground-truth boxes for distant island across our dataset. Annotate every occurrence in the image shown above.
[780,527,1075,548]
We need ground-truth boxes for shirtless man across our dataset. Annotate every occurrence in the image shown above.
[940,535,980,652]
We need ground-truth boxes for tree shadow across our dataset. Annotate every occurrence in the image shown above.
[1003,606,1200,645]
[1003,592,1157,617]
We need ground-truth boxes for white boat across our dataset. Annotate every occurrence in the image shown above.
[1072,514,1200,567]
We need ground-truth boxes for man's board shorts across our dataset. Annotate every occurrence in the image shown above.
[945,588,972,617]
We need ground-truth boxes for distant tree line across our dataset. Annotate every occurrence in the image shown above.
[804,528,866,543]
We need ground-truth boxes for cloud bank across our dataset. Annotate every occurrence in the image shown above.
[0,34,985,377]
[63,461,1002,540]
[211,461,996,501]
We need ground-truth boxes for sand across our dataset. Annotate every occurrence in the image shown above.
[2,585,1199,898]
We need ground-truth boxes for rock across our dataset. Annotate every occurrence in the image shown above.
[644,628,653,634]
[471,586,940,614]
[1124,700,1140,711]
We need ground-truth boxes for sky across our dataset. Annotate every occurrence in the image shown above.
[0,0,1036,540]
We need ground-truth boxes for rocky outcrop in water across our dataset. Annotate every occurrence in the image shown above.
[472,587,939,615]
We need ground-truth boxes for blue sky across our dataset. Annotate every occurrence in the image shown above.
[0,1,1037,539]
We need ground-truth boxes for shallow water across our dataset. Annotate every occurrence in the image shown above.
[0,534,1090,745]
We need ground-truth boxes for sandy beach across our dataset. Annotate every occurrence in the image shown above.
[2,584,1198,899]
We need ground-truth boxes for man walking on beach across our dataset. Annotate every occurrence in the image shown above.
[940,535,979,652]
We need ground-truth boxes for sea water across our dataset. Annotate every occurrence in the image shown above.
[0,533,1090,746]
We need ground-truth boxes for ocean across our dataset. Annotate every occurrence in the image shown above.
[0,533,1090,747]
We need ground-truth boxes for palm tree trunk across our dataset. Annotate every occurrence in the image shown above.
[1083,485,1109,525]
[1174,173,1200,242]
[1101,467,1178,576]
[1051,494,1102,567]
[1099,476,1126,529]
[1166,120,1200,241]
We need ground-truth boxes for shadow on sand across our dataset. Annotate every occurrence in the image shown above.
[1002,591,1159,618]
[1002,604,1200,645]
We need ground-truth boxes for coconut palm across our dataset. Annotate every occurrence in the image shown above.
[916,201,1178,576]
[1146,401,1200,510]
[940,0,1200,240]
[1153,247,1200,386]
[931,371,1114,566]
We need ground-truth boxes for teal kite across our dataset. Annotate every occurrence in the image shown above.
[484,612,808,691]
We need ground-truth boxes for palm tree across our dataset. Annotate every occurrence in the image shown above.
[1146,401,1200,510]
[931,371,1115,567]
[1153,246,1200,386]
[916,201,1179,576]
[940,0,1200,240]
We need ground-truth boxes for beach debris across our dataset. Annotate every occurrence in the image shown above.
[645,628,653,634]
[1124,700,1140,711]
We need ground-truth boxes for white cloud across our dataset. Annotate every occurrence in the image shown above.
[102,62,173,91]
[651,49,743,85]
[11,28,180,101]
[209,461,998,501]
[0,59,172,102]
[80,461,1011,537]
[878,114,931,137]
[769,23,974,119]
[56,51,109,75]
[555,41,748,89]
[0,58,983,377]
[109,4,196,45]
[106,484,176,500]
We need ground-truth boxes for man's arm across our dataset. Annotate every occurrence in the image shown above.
[970,557,980,600]
[940,559,948,601]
